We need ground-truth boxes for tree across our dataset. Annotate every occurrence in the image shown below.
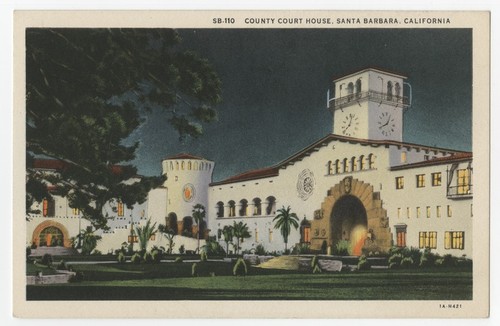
[192,204,206,253]
[232,221,251,255]
[135,219,157,253]
[273,206,299,253]
[26,29,222,229]
[158,223,176,255]
[71,227,102,255]
[222,225,234,256]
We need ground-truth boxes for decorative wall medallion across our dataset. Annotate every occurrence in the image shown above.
[321,229,326,237]
[314,209,323,220]
[182,183,196,202]
[343,176,353,194]
[314,228,320,236]
[297,169,315,200]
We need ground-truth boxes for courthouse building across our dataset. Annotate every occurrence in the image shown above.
[26,68,473,257]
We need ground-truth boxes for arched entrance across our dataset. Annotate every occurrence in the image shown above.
[331,195,368,256]
[310,177,392,255]
[32,220,71,248]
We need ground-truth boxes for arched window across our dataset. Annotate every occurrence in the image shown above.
[387,81,393,100]
[368,154,375,169]
[327,160,333,175]
[343,158,349,173]
[182,216,193,237]
[181,161,185,170]
[166,212,178,235]
[395,82,401,99]
[175,162,179,170]
[193,162,198,170]
[355,79,362,98]
[334,159,341,174]
[266,196,276,215]
[228,200,236,217]
[253,198,262,216]
[347,82,354,101]
[239,199,248,216]
[169,162,174,170]
[351,156,357,172]
[216,202,224,218]
[359,155,365,170]
[187,161,192,170]
[39,226,64,247]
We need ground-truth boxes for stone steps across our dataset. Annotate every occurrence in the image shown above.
[30,246,78,257]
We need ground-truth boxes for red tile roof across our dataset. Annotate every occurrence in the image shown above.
[210,167,280,186]
[31,159,70,171]
[391,152,473,171]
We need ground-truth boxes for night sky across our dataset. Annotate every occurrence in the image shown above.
[125,29,472,181]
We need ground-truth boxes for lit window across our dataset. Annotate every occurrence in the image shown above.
[416,207,421,218]
[351,156,358,171]
[419,232,437,249]
[334,159,340,174]
[42,198,54,217]
[343,158,349,173]
[444,231,464,250]
[397,208,401,219]
[359,155,365,170]
[269,229,273,242]
[42,199,49,217]
[416,174,425,188]
[395,225,407,247]
[396,176,404,189]
[327,161,333,175]
[407,207,410,219]
[447,205,452,217]
[228,201,236,217]
[255,229,259,242]
[457,169,471,194]
[426,206,431,218]
[432,172,442,186]
[401,151,407,163]
[368,154,375,169]
[72,208,79,215]
[436,206,441,218]
[117,200,124,217]
[187,161,192,170]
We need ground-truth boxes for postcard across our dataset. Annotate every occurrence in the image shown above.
[13,10,490,318]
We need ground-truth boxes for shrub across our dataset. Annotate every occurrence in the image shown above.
[440,254,457,267]
[92,249,102,256]
[296,243,311,255]
[406,247,421,266]
[41,254,53,267]
[321,241,328,254]
[233,258,247,276]
[151,249,162,263]
[117,252,126,264]
[192,263,199,277]
[311,255,319,269]
[56,259,68,270]
[200,250,208,262]
[131,253,141,264]
[388,253,403,266]
[333,240,351,256]
[30,243,38,249]
[178,245,185,255]
[175,257,183,263]
[419,248,437,267]
[255,244,266,256]
[400,257,414,269]
[389,262,399,269]
[68,272,84,283]
[143,252,153,264]
[357,255,371,271]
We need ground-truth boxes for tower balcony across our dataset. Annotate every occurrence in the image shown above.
[446,184,473,199]
[328,90,410,111]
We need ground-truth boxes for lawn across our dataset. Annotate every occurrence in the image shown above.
[26,262,472,301]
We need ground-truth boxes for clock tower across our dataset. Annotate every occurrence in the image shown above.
[328,68,410,141]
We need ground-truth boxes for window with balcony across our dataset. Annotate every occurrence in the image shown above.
[457,169,471,195]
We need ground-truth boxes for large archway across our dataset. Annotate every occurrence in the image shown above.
[331,195,368,256]
[32,220,71,248]
[310,177,392,255]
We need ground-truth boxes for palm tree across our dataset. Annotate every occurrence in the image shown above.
[72,227,102,255]
[135,219,157,253]
[158,224,176,254]
[222,225,234,256]
[273,206,299,253]
[232,221,251,255]
[192,204,206,253]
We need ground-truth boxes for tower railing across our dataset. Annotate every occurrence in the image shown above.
[328,90,410,111]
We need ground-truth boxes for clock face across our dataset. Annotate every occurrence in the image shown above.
[377,112,396,137]
[341,113,359,137]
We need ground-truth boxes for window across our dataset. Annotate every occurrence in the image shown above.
[368,154,375,169]
[416,207,421,218]
[471,204,473,217]
[42,198,55,217]
[181,161,185,170]
[266,196,276,215]
[395,225,407,247]
[432,172,442,186]
[269,229,273,242]
[343,158,349,173]
[407,207,410,219]
[426,206,431,218]
[216,201,224,218]
[327,161,333,175]
[395,176,404,190]
[387,81,393,100]
[436,206,441,218]
[444,231,465,250]
[397,208,401,219]
[419,232,437,249]
[72,208,79,216]
[187,161,192,170]
[457,169,471,194]
[347,82,354,101]
[401,151,407,163]
[334,159,341,174]
[395,82,401,98]
[117,200,124,217]
[359,155,365,170]
[255,229,259,242]
[253,198,262,215]
[447,205,452,218]
[416,174,425,188]
[228,201,236,217]
[351,157,357,171]
[355,79,362,98]
[239,199,248,216]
